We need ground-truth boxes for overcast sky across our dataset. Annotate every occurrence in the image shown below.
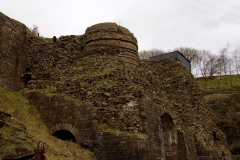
[1,0,240,54]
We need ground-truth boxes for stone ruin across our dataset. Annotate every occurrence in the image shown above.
[83,22,139,66]
[0,12,235,160]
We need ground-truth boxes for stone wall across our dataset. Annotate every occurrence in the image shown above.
[0,12,29,90]
[83,23,139,66]
[23,57,233,159]
[27,31,137,82]
[24,31,233,159]
[141,59,233,159]
[23,91,94,144]
[202,90,240,156]
[0,12,234,160]
[23,90,158,159]
[27,35,83,80]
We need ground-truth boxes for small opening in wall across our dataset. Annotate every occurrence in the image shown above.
[53,130,76,143]
[25,67,31,72]
[161,113,177,146]
[80,143,89,149]
[21,68,32,85]
[213,132,217,139]
[213,131,221,146]
[231,147,240,155]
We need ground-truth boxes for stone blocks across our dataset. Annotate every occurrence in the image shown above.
[83,23,139,66]
[0,12,29,90]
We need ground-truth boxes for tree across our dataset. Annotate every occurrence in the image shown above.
[139,49,165,59]
[173,47,200,74]
[206,54,219,77]
[232,47,240,75]
[30,25,40,37]
[227,58,233,75]
[139,47,201,76]
[197,50,210,78]
[195,50,220,77]
[205,51,218,77]
[218,44,230,76]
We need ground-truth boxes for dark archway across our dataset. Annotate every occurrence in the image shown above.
[213,131,221,147]
[21,68,32,85]
[231,147,240,155]
[53,129,76,143]
[161,113,177,146]
[161,113,177,160]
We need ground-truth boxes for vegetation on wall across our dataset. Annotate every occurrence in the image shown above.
[0,88,95,160]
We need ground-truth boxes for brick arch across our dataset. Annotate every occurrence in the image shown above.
[160,112,187,160]
[50,123,79,143]
[161,112,177,145]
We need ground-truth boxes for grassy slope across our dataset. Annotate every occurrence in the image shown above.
[196,75,240,157]
[203,93,240,155]
[0,87,95,160]
[196,75,240,90]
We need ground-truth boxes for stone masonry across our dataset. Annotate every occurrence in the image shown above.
[0,12,29,90]
[0,12,234,160]
[83,23,139,66]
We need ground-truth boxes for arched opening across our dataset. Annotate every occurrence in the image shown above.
[21,68,32,85]
[231,147,240,155]
[161,113,177,160]
[161,113,177,146]
[53,130,76,143]
[213,131,221,147]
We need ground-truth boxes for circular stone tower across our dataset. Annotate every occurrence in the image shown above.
[82,22,139,66]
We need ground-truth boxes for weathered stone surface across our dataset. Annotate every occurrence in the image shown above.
[83,23,139,66]
[0,12,29,90]
[23,57,233,159]
[202,90,240,156]
[0,12,235,160]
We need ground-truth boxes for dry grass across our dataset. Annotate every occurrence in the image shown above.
[0,87,95,160]
[204,93,231,102]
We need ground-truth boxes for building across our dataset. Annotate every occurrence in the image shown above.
[150,51,191,71]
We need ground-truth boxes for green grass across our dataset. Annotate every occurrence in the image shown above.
[196,75,240,90]
[0,87,95,160]
[40,37,53,43]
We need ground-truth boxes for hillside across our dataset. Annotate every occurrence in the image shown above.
[196,75,240,90]
[0,87,96,160]
[196,75,240,157]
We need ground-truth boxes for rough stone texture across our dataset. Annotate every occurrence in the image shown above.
[0,12,29,90]
[0,12,235,160]
[202,90,240,156]
[23,57,233,159]
[140,60,232,159]
[83,23,139,66]
[27,35,83,81]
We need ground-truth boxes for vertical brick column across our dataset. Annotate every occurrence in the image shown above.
[0,12,29,90]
